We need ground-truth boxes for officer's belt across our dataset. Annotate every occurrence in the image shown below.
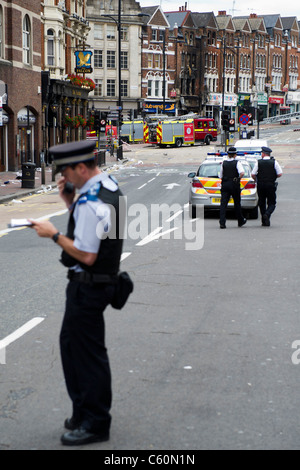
[223,177,240,182]
[68,270,117,284]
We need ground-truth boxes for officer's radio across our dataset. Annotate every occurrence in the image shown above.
[63,182,75,194]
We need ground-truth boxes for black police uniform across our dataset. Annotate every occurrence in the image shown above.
[256,159,278,224]
[220,152,246,228]
[50,141,124,444]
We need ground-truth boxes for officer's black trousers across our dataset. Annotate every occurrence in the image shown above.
[220,181,244,225]
[257,182,277,219]
[60,280,115,434]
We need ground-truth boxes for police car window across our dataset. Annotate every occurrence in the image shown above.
[198,163,220,178]
[241,163,251,177]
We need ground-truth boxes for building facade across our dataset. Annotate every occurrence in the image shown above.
[86,0,143,119]
[0,0,42,171]
[41,0,92,162]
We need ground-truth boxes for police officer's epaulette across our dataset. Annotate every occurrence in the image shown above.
[78,181,101,204]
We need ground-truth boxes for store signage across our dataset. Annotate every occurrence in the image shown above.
[287,92,300,103]
[268,96,284,104]
[144,101,176,114]
[208,93,237,107]
[74,50,93,74]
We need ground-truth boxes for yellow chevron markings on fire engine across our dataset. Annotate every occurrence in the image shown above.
[144,123,149,143]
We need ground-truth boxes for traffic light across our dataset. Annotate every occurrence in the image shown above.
[257,108,264,122]
[239,106,247,117]
[221,111,230,132]
[94,111,101,131]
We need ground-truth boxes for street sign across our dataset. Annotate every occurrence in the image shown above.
[107,114,119,120]
[229,118,235,125]
[109,106,122,111]
[239,113,249,125]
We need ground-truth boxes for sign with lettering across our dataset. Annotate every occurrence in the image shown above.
[75,51,93,74]
[144,101,176,114]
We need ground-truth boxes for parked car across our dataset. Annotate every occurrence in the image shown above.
[188,156,258,219]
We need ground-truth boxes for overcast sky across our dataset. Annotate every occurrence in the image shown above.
[138,0,300,20]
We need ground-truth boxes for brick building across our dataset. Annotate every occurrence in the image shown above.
[140,6,176,116]
[0,0,42,171]
[41,0,92,162]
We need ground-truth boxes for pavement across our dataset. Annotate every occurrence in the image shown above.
[0,149,135,205]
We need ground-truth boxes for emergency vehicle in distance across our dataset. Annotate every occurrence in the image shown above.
[102,115,217,147]
[156,116,218,148]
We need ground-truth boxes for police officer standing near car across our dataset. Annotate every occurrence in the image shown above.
[30,140,124,446]
[251,146,282,226]
[219,147,247,229]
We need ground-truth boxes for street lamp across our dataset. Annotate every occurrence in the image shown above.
[103,7,150,160]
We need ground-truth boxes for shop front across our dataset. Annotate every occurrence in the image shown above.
[286,91,300,113]
[17,108,36,164]
[268,95,284,117]
[42,73,90,164]
[205,93,238,127]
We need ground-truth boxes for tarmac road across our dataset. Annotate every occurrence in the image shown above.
[0,122,300,450]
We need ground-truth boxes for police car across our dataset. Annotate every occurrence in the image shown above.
[188,154,258,219]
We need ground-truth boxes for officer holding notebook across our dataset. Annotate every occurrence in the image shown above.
[30,140,124,446]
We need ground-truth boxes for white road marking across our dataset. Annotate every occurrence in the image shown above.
[0,317,45,364]
[166,210,183,223]
[121,252,131,262]
[136,226,178,246]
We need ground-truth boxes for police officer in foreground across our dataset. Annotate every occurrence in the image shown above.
[251,146,282,226]
[30,140,124,446]
[219,147,247,229]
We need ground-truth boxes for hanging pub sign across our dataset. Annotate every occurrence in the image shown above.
[74,50,93,74]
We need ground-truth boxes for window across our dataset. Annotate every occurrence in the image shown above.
[107,51,115,68]
[121,80,128,97]
[107,79,115,96]
[148,55,153,68]
[47,29,55,66]
[121,51,128,69]
[154,80,160,97]
[154,54,160,68]
[121,26,128,41]
[23,15,31,65]
[94,79,103,97]
[94,50,103,68]
[147,80,152,96]
[107,25,116,39]
[94,24,103,40]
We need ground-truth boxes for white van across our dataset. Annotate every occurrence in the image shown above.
[235,139,268,154]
